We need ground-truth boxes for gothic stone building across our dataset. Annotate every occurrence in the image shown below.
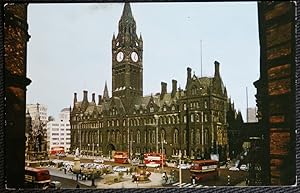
[70,3,229,160]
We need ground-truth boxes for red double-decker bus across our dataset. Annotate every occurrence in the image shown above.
[24,167,51,189]
[49,146,64,155]
[144,152,166,167]
[113,151,129,164]
[190,160,219,182]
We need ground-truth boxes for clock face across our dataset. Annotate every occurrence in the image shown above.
[116,52,124,62]
[131,52,138,62]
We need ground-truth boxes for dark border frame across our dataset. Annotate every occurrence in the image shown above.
[0,0,299,193]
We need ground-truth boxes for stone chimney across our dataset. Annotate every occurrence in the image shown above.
[160,82,167,99]
[214,61,220,77]
[92,93,95,103]
[171,79,177,97]
[83,90,88,102]
[98,95,102,105]
[187,67,192,80]
[73,93,77,104]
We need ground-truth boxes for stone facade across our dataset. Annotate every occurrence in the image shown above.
[70,3,229,160]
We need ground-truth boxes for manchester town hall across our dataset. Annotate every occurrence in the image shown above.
[70,3,233,161]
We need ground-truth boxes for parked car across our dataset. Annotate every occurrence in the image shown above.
[94,159,104,163]
[146,162,160,168]
[229,167,240,171]
[49,181,62,189]
[177,164,191,170]
[113,166,128,172]
[240,164,249,171]
[56,153,66,157]
[166,161,177,168]
[130,158,140,166]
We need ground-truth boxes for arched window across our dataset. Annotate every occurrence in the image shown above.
[137,130,141,144]
[205,128,208,145]
[148,130,151,144]
[196,129,200,144]
[163,106,167,112]
[107,131,110,142]
[150,107,154,113]
[86,132,89,144]
[123,132,127,143]
[172,105,175,111]
[152,130,155,143]
[116,131,120,144]
[161,129,165,142]
[191,114,194,122]
[190,129,194,144]
[174,129,179,144]
[183,130,187,144]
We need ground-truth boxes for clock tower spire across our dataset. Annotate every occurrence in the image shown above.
[112,2,143,104]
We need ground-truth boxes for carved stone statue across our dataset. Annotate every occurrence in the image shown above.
[75,147,80,157]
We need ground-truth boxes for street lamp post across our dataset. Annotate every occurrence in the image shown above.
[127,116,130,160]
[79,123,82,153]
[154,115,159,153]
[201,111,204,158]
[161,139,167,171]
[179,150,182,188]
[97,144,99,157]
[92,143,95,157]
[130,140,135,162]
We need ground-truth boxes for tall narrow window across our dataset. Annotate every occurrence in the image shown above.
[174,129,179,144]
[196,129,200,144]
[191,114,194,122]
[137,130,141,144]
[190,129,194,144]
[152,130,155,143]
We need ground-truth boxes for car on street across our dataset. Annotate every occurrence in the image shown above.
[240,164,249,171]
[56,153,66,157]
[49,181,62,189]
[130,158,140,166]
[94,159,104,163]
[229,167,240,171]
[177,163,191,170]
[146,162,160,168]
[113,166,128,172]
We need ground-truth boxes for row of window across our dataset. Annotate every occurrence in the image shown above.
[74,112,220,130]
[52,142,71,145]
[76,128,217,146]
[52,138,71,140]
[73,99,218,121]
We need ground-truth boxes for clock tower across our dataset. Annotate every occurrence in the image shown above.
[112,2,143,102]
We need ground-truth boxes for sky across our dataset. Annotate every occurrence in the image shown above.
[27,2,260,120]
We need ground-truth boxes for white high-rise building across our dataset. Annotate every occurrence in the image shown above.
[46,108,71,153]
[247,107,258,122]
[26,103,48,123]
